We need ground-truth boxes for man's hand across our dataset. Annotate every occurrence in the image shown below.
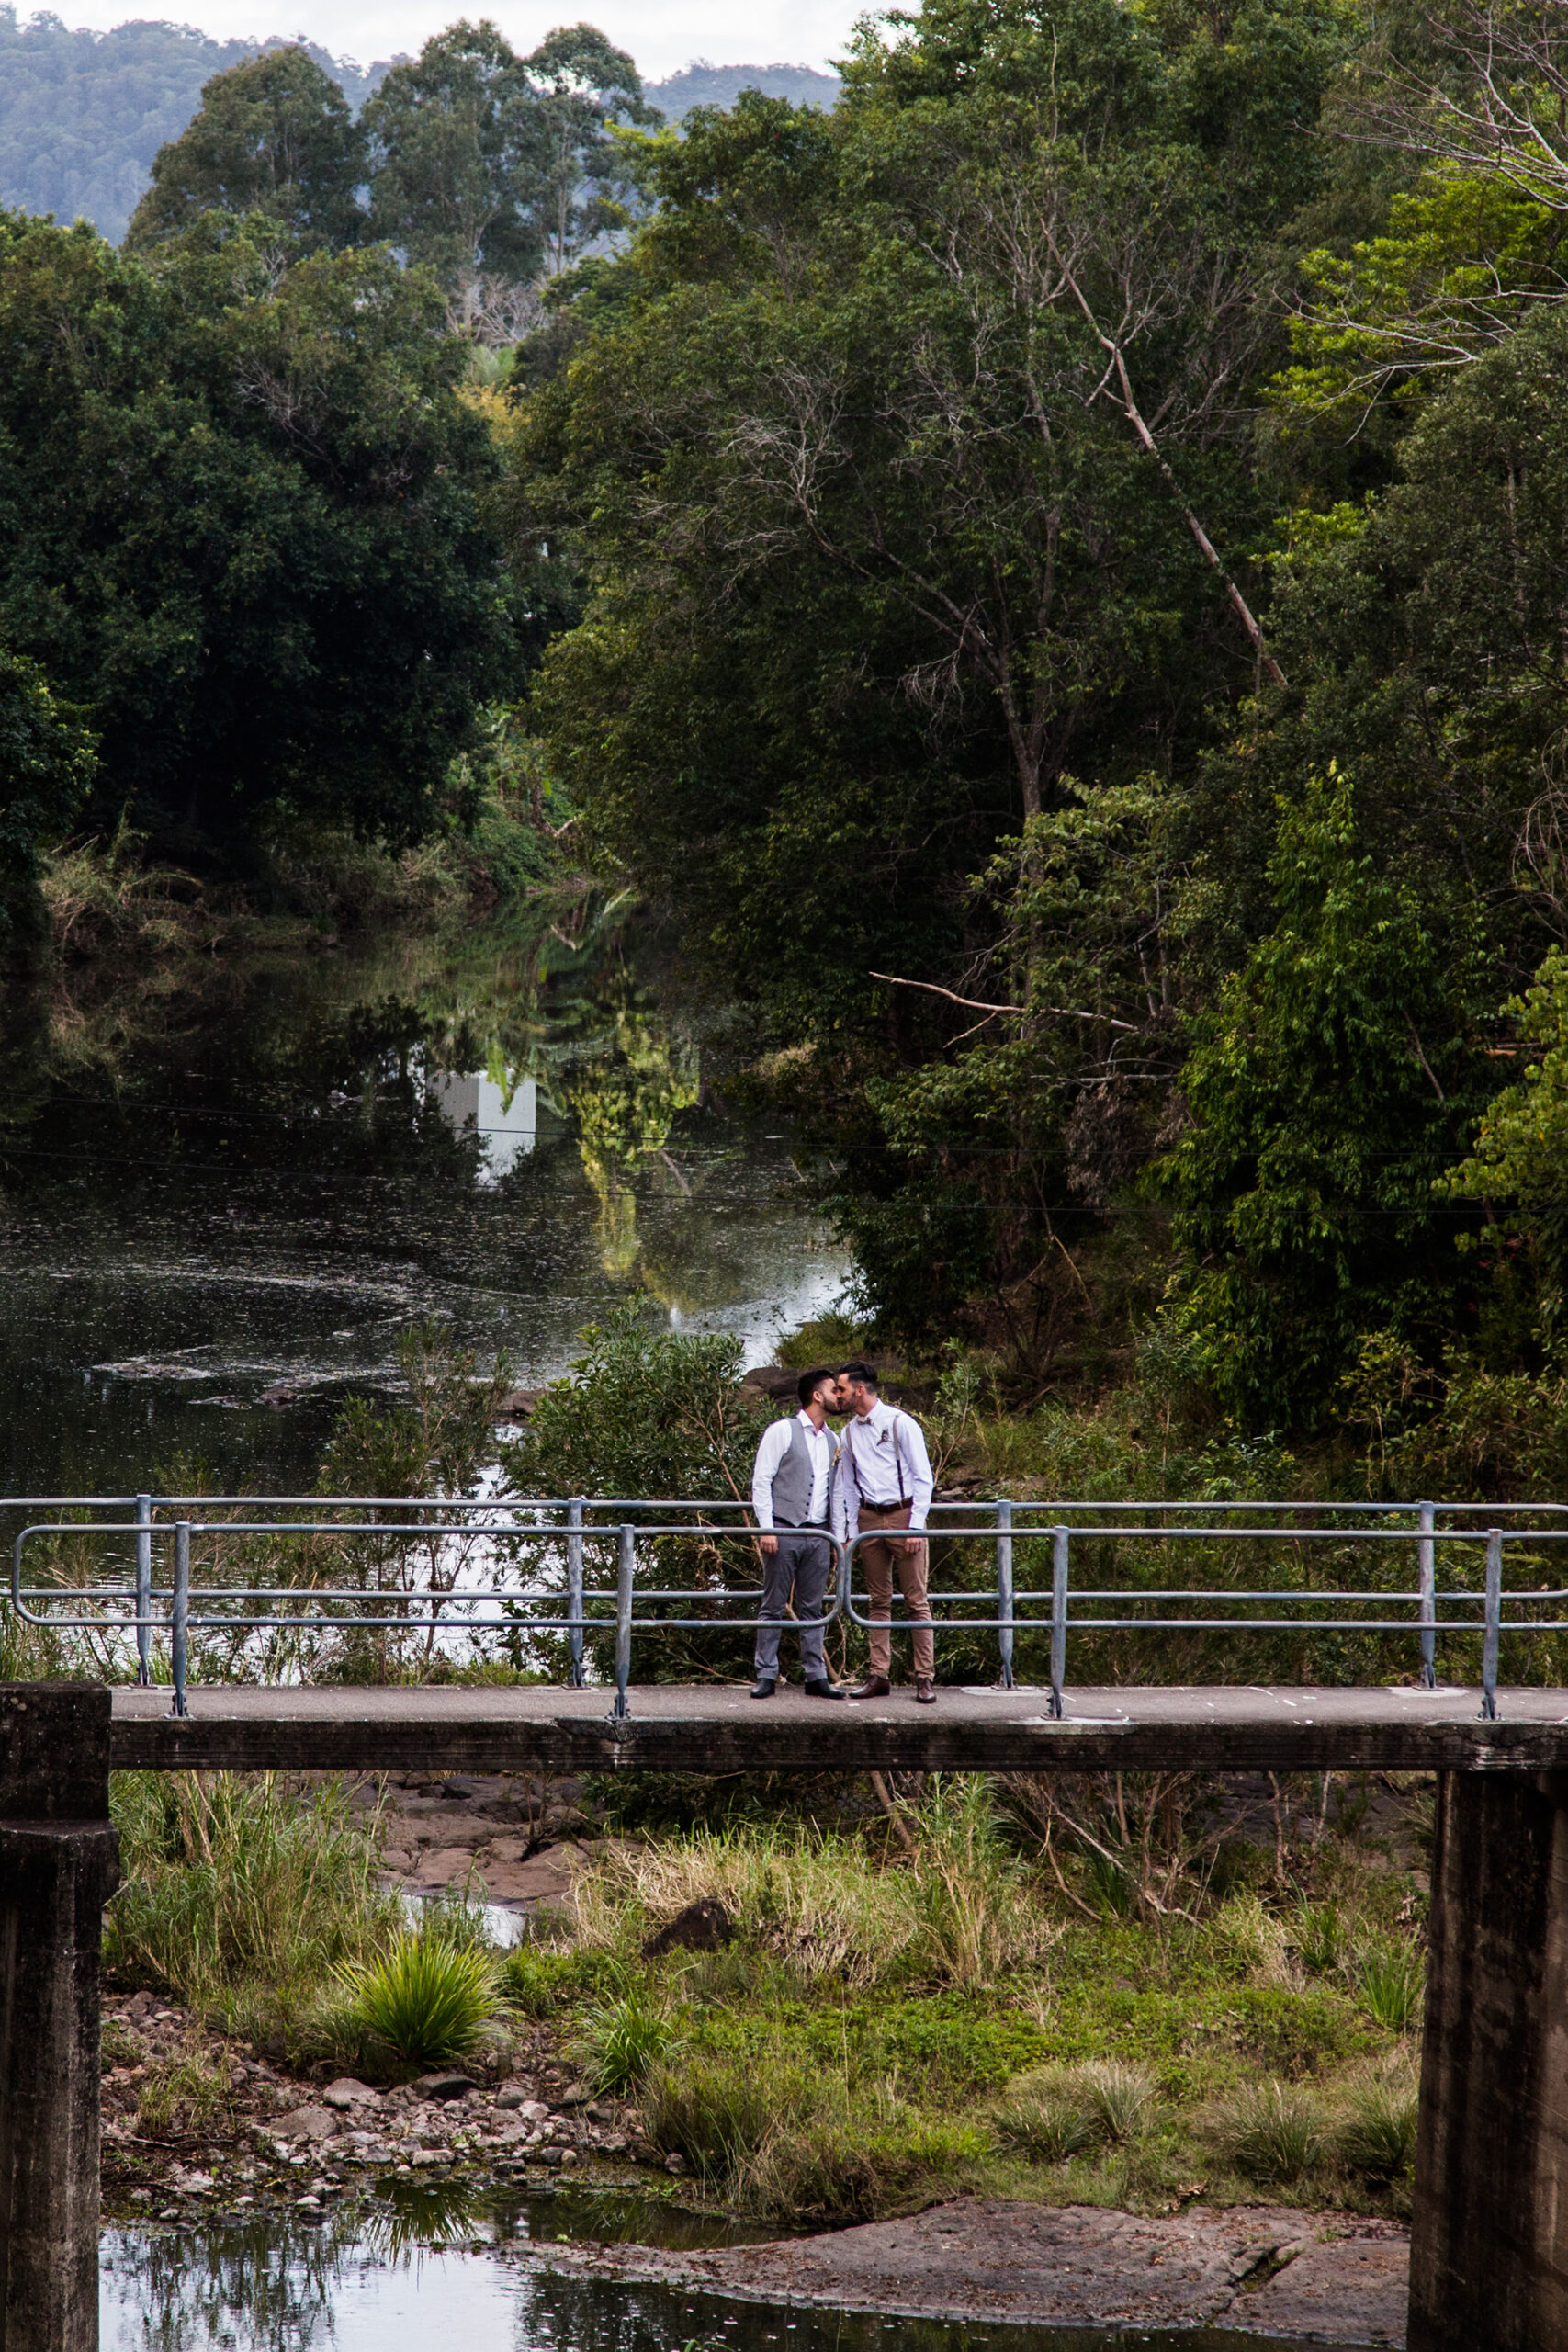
[759,1533,778,1556]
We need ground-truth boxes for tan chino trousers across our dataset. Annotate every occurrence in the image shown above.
[858,1501,934,1679]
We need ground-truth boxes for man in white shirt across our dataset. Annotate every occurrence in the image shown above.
[748,1365,847,1700]
[836,1359,937,1704]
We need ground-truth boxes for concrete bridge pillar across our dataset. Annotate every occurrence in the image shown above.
[0,1686,117,2352]
[1410,1768,1568,2350]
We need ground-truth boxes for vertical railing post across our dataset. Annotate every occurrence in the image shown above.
[170,1521,190,1719]
[1481,1527,1502,1723]
[135,1492,152,1689]
[1418,1499,1437,1690]
[614,1522,634,1721]
[567,1498,585,1689]
[995,1499,1015,1690]
[1050,1524,1069,1721]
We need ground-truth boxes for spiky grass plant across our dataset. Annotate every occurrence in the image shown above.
[1338,2075,1420,2178]
[1355,1942,1426,2035]
[338,1933,497,2065]
[990,2086,1100,2165]
[1214,2079,1325,2186]
[1076,2060,1157,2144]
[570,1985,675,2096]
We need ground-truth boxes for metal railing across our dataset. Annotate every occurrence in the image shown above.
[7,1494,1568,1721]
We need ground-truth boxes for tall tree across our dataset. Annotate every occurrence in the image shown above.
[524,23,660,276]
[0,210,516,854]
[363,19,544,311]
[124,48,367,252]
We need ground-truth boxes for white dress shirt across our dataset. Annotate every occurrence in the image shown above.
[839,1398,933,1536]
[751,1410,837,1531]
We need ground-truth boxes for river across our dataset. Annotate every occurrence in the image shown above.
[98,2185,1337,2352]
[0,899,844,1498]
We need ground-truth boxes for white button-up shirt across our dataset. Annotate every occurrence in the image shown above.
[751,1410,838,1532]
[839,1398,933,1537]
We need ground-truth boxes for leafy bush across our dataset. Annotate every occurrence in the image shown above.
[1355,1943,1425,2035]
[339,1933,498,2064]
[500,1942,616,2016]
[1213,2079,1325,2185]
[571,1986,675,2095]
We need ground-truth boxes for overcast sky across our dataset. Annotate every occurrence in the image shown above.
[51,0,861,81]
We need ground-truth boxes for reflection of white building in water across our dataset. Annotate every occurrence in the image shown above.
[427,1071,536,1187]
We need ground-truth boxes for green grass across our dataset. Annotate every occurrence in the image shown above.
[339,1934,498,2065]
[106,1770,400,2055]
[1213,2080,1326,2186]
[1354,1942,1426,2034]
[570,1986,676,2095]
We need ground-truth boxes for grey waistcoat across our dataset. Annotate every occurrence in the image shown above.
[770,1418,839,1527]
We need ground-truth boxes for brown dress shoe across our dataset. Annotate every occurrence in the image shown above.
[914,1678,937,1704]
[848,1675,892,1701]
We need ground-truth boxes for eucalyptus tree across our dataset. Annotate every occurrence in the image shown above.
[524,23,660,276]
[363,18,547,314]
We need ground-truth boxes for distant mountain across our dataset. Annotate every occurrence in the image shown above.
[0,15,839,250]
[644,60,841,119]
[0,8,391,244]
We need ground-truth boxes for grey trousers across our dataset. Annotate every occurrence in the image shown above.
[754,1526,832,1679]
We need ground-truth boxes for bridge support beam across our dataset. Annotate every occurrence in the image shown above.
[0,1687,117,2352]
[1410,1768,1568,2349]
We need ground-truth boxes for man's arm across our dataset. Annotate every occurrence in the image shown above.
[899,1413,935,1532]
[750,1420,790,1537]
[838,1425,861,1542]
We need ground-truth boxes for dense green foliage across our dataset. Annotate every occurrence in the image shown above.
[124,49,368,254]
[510,0,1568,1456]
[0,209,512,857]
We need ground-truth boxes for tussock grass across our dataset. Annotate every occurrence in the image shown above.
[1337,2066,1420,2178]
[1354,1941,1425,2034]
[106,1771,400,2048]
[572,1781,1055,1992]
[570,1985,675,2095]
[991,2061,1156,2165]
[990,2084,1100,2164]
[135,2041,236,2139]
[339,1935,498,2065]
[1212,2079,1326,2185]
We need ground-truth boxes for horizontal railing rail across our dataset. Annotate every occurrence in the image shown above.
[5,1494,1565,1721]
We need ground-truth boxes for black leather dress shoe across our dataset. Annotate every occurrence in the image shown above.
[803,1677,846,1700]
[750,1677,777,1699]
[848,1675,892,1701]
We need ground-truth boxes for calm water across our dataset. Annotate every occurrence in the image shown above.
[98,2187,1359,2352]
[0,902,843,1498]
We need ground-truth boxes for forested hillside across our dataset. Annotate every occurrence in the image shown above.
[0,9,387,241]
[0,7,837,244]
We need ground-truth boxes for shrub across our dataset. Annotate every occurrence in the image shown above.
[1355,1943,1426,2035]
[571,1986,675,2096]
[1338,2076,1420,2178]
[1213,2079,1325,2185]
[339,1934,497,2064]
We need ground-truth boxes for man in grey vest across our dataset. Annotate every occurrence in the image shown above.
[749,1365,848,1699]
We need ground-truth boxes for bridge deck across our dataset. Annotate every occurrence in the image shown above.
[109,1680,1568,1773]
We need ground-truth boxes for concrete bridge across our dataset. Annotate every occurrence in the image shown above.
[5,1676,1568,2352]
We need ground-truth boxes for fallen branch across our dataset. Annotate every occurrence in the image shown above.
[870,973,1138,1032]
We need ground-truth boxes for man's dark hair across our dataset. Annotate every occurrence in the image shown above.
[838,1359,880,1389]
[796,1365,837,1408]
